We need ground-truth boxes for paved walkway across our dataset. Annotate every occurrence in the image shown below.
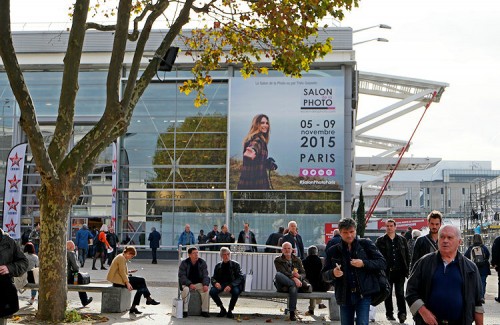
[10,259,500,324]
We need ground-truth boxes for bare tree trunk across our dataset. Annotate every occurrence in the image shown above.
[36,184,71,322]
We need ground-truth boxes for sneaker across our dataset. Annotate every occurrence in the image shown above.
[201,312,210,318]
[183,312,188,318]
[387,315,396,321]
[146,299,160,305]
[92,267,98,270]
[226,311,234,319]
[83,297,93,307]
[100,266,107,270]
[398,313,406,323]
[130,307,142,315]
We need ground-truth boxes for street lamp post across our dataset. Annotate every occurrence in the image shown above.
[353,24,392,33]
[353,38,389,46]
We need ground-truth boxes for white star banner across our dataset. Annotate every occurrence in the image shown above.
[111,142,117,229]
[3,143,28,239]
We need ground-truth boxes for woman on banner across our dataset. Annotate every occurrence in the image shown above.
[237,114,277,189]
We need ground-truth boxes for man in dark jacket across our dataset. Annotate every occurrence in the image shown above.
[106,226,119,266]
[0,228,28,318]
[325,229,341,252]
[282,221,304,259]
[209,247,244,318]
[237,223,257,252]
[491,235,500,302]
[274,241,311,321]
[67,240,93,306]
[216,224,235,249]
[375,219,410,323]
[265,226,284,252]
[302,245,331,315]
[410,210,442,269]
[178,247,210,318]
[322,218,386,325]
[406,225,484,325]
[206,224,219,251]
[148,227,161,264]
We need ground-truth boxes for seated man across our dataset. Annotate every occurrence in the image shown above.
[302,245,332,315]
[178,247,210,318]
[274,241,311,321]
[66,240,93,307]
[209,247,244,319]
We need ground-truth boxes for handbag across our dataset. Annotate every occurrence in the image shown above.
[78,272,91,285]
[244,270,253,292]
[370,269,390,306]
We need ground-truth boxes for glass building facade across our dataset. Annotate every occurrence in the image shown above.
[0,29,355,249]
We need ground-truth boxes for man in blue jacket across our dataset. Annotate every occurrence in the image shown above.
[75,224,93,267]
[178,224,195,246]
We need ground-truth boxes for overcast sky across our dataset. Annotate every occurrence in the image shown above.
[9,0,500,169]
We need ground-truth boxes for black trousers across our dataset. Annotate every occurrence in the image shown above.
[384,270,406,317]
[114,276,151,306]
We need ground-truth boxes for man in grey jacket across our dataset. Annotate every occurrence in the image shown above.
[178,247,210,318]
[406,225,484,325]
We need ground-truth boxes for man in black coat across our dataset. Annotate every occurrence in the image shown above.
[206,224,219,251]
[67,240,93,306]
[0,228,28,318]
[375,219,410,323]
[148,227,161,264]
[491,235,500,302]
[281,221,304,259]
[209,247,244,319]
[237,223,257,252]
[325,229,341,252]
[410,210,442,269]
[302,245,331,315]
[265,226,284,252]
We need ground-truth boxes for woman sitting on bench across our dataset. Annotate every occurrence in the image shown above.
[107,246,160,315]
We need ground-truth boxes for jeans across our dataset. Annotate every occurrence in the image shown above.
[78,248,88,266]
[209,285,241,311]
[384,271,406,317]
[339,293,371,325]
[481,274,487,299]
[274,272,298,312]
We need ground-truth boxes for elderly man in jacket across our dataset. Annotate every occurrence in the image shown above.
[322,218,386,325]
[274,241,311,321]
[406,225,484,325]
[178,247,210,318]
[209,247,244,319]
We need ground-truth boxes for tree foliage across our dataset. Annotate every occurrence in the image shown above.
[0,0,358,321]
[356,186,366,237]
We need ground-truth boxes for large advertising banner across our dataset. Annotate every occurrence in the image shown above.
[2,143,28,239]
[229,75,345,190]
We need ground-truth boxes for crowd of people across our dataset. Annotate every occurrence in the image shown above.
[3,211,500,324]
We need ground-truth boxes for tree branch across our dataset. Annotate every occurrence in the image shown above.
[0,0,57,184]
[48,0,90,169]
[191,0,216,13]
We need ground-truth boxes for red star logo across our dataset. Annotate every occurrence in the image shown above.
[8,175,21,189]
[9,153,23,167]
[112,158,117,170]
[7,198,19,211]
[5,219,17,232]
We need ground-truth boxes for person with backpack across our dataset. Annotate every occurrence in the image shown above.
[464,233,491,302]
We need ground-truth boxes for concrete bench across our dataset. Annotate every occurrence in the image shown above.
[235,290,339,320]
[25,283,131,313]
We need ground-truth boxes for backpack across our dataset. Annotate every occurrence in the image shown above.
[471,246,485,264]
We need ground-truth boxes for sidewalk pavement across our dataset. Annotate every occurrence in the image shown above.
[10,259,500,324]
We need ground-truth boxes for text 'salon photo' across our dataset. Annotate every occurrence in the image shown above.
[229,75,344,190]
